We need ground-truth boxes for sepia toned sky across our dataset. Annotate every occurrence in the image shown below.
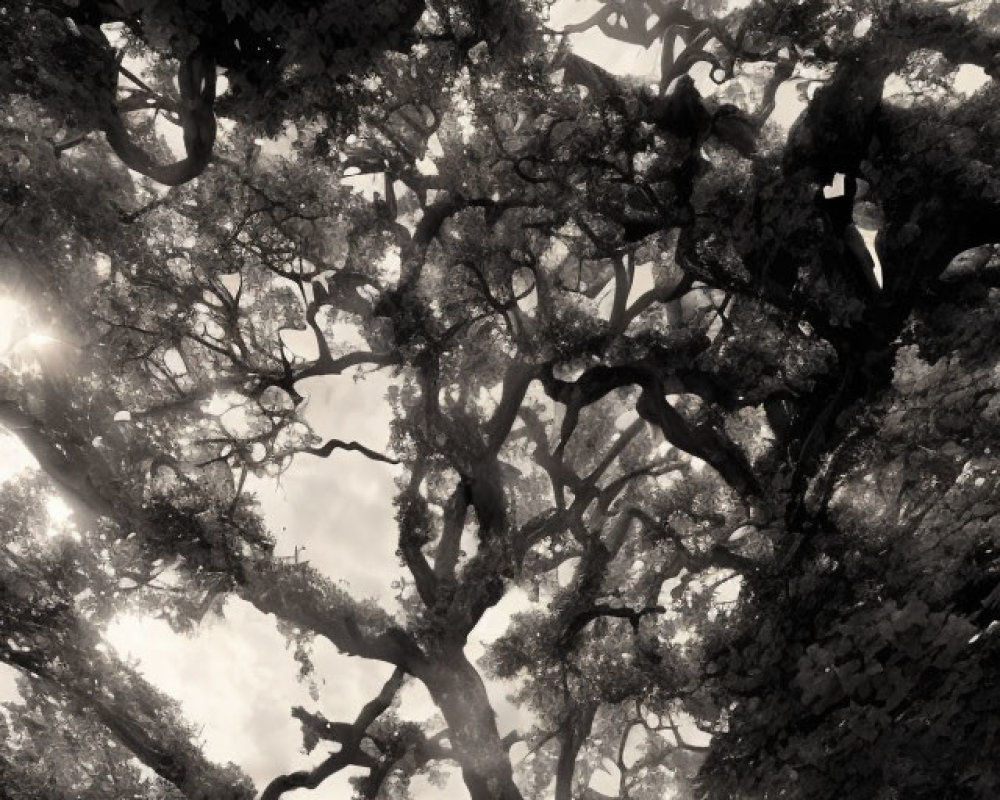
[0,1,895,796]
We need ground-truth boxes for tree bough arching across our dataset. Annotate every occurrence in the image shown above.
[2,0,1000,799]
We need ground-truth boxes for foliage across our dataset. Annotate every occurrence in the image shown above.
[1,1,1000,799]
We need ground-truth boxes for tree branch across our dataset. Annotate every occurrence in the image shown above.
[260,669,405,800]
[304,438,400,465]
[103,50,218,186]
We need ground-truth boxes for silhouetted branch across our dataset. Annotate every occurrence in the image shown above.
[261,669,405,800]
[305,439,399,465]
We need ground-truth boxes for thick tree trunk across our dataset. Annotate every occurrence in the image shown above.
[420,650,524,800]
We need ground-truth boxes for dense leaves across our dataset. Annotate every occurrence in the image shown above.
[2,1,1000,799]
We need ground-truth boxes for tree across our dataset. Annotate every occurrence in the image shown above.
[2,678,185,800]
[2,0,532,184]
[1,0,1000,799]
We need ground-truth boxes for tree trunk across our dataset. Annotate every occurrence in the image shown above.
[420,650,524,800]
[554,703,597,800]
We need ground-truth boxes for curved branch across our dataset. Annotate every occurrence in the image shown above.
[541,362,758,496]
[558,603,666,651]
[261,669,406,800]
[305,438,400,465]
[102,50,217,186]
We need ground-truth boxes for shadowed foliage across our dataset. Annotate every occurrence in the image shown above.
[2,1,1000,798]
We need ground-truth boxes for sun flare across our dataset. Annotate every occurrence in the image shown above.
[0,293,61,370]
[0,295,29,356]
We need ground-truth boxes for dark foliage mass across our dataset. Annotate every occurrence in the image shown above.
[2,1,1000,798]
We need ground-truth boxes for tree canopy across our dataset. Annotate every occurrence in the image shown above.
[2,0,1000,798]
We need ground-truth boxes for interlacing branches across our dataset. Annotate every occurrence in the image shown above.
[2,0,1000,798]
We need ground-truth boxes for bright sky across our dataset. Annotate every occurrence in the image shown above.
[0,301,537,797]
[2,1,937,796]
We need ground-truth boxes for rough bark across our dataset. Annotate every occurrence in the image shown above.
[419,651,524,800]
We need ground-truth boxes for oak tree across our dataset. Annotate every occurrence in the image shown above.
[2,1,1000,799]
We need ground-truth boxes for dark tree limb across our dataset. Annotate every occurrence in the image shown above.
[434,481,471,581]
[554,702,598,800]
[102,50,218,186]
[260,668,406,800]
[558,603,666,651]
[304,438,400,465]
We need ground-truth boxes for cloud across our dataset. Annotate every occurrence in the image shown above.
[103,371,406,791]
[250,370,405,603]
